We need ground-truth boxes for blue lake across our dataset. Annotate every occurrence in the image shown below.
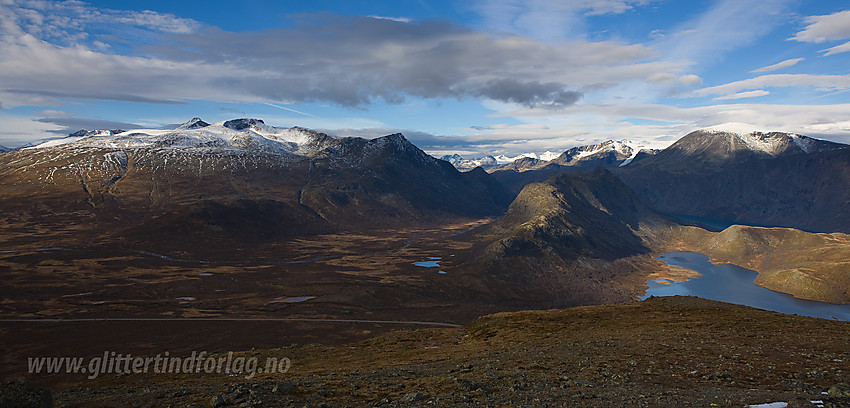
[414,257,447,274]
[642,251,850,321]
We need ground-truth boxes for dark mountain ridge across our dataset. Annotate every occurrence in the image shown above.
[617,129,850,233]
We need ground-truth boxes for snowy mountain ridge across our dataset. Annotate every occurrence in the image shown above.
[557,139,648,167]
[24,118,336,157]
[685,127,843,158]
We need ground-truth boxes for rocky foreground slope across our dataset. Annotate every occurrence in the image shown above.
[34,297,850,407]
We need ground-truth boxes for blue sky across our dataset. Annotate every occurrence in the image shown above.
[1,0,850,156]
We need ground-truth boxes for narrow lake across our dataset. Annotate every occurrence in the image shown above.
[641,251,850,321]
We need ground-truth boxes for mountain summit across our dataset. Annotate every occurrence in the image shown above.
[176,117,210,129]
[641,129,844,169]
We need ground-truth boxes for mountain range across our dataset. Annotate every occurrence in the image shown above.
[2,119,849,302]
[459,129,849,233]
[442,140,654,173]
[440,151,561,171]
[0,118,511,255]
[481,140,659,193]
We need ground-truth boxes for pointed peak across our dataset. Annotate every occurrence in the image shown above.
[371,133,412,147]
[177,117,210,130]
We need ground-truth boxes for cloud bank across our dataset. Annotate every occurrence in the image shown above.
[0,4,691,110]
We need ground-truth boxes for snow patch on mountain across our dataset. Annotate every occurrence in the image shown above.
[705,122,762,136]
[701,125,830,156]
[539,151,561,161]
[494,153,540,164]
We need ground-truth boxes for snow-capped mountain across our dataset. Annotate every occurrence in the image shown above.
[0,145,9,152]
[440,151,563,171]
[617,127,850,233]
[441,141,657,172]
[552,140,652,168]
[493,152,543,164]
[440,154,498,170]
[25,118,339,157]
[636,129,846,170]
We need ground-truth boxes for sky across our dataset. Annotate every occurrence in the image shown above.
[1,0,850,157]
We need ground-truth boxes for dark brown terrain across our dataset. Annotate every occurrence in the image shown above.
[15,297,850,407]
[2,124,850,407]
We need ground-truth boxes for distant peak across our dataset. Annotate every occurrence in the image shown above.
[223,118,265,131]
[177,117,210,130]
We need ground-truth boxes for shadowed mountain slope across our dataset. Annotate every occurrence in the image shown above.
[617,130,850,233]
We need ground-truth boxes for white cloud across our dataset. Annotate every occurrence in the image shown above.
[693,74,850,97]
[0,113,65,147]
[367,16,412,23]
[751,58,804,73]
[791,9,850,43]
[823,40,850,56]
[714,90,770,100]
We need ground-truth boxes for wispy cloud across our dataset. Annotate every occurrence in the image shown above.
[751,58,804,73]
[713,90,770,100]
[693,74,850,97]
[35,117,142,135]
[367,15,412,23]
[661,0,795,65]
[264,103,320,118]
[823,41,850,56]
[472,0,661,39]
